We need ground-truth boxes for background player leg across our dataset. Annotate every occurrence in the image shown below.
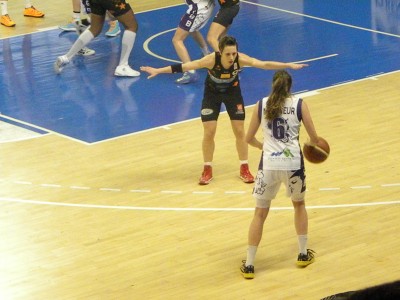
[105,11,121,37]
[59,0,90,32]
[190,31,210,56]
[207,22,228,52]
[0,0,15,27]
[231,120,254,183]
[172,28,198,84]
[54,13,105,74]
[113,9,140,77]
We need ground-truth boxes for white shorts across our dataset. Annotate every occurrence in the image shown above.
[178,0,215,32]
[252,169,306,208]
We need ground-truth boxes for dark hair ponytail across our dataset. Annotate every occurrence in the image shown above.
[265,70,292,121]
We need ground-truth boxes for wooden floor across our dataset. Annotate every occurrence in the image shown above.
[1,1,400,299]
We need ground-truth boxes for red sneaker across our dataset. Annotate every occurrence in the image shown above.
[240,164,254,183]
[199,165,213,185]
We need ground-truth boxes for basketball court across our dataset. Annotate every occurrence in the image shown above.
[0,1,399,299]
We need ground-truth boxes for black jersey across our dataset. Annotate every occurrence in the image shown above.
[205,52,240,93]
[217,0,239,8]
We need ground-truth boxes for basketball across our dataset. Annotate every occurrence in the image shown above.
[303,137,330,164]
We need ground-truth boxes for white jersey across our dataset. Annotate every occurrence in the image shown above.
[181,0,215,32]
[185,0,215,10]
[260,96,303,170]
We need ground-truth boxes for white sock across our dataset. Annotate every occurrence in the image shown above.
[0,1,8,15]
[188,70,195,74]
[72,12,80,21]
[240,160,249,165]
[204,162,212,166]
[66,29,94,59]
[24,0,32,8]
[119,30,136,66]
[246,245,258,266]
[298,234,308,255]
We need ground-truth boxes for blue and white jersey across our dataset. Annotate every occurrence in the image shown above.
[259,96,303,170]
[180,0,215,32]
[185,0,214,10]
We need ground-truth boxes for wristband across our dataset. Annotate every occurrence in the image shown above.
[171,64,183,73]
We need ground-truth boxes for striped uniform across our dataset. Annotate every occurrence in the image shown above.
[253,96,307,208]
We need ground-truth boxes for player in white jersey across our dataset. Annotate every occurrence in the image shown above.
[172,0,215,84]
[240,70,321,279]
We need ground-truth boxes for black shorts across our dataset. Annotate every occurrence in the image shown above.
[89,0,131,17]
[201,84,245,122]
[212,4,240,27]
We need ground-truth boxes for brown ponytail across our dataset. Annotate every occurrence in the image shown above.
[265,70,292,121]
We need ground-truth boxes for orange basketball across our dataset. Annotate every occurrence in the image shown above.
[303,137,330,164]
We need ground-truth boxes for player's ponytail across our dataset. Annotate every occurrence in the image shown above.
[265,70,292,121]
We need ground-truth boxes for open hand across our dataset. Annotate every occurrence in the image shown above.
[289,63,309,70]
[140,66,159,79]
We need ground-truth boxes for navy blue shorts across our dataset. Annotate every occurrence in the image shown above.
[213,4,239,27]
[201,84,245,122]
[89,0,132,17]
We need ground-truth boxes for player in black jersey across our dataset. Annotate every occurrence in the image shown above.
[207,0,240,51]
[54,0,140,77]
[141,36,308,185]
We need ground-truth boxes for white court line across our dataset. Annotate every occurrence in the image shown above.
[40,184,61,188]
[319,188,340,191]
[382,183,400,187]
[130,189,152,193]
[242,0,400,38]
[351,186,372,190]
[99,188,121,192]
[293,54,338,64]
[0,114,88,145]
[2,3,399,146]
[143,28,338,65]
[161,190,183,194]
[143,28,181,64]
[71,186,91,190]
[4,178,399,195]
[0,196,399,212]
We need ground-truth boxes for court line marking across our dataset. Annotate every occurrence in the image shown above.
[293,54,338,64]
[1,68,398,146]
[143,28,180,63]
[351,186,372,190]
[103,69,399,144]
[142,28,338,65]
[0,114,89,145]
[0,196,399,211]
[4,179,400,195]
[1,3,395,145]
[242,0,400,38]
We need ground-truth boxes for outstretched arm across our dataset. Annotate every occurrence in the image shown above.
[140,53,215,79]
[239,53,308,70]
